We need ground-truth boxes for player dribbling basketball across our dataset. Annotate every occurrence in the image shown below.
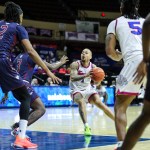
[69,48,114,136]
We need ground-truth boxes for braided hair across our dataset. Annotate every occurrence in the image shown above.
[119,0,140,19]
[4,1,23,24]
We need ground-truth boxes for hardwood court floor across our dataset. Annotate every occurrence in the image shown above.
[0,106,150,150]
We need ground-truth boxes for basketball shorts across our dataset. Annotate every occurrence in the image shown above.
[0,58,24,93]
[116,56,146,96]
[70,86,98,103]
[23,80,39,104]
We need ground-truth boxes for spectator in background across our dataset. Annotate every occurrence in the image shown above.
[45,77,53,86]
[56,46,67,60]
[31,78,39,86]
[45,77,59,86]
[45,55,51,63]
[96,82,108,105]
[58,65,67,75]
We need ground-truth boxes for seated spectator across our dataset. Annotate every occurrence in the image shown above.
[31,78,39,86]
[45,77,59,86]
[58,65,67,74]
[56,47,67,60]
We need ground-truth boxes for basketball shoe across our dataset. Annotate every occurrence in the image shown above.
[11,123,31,141]
[13,135,38,149]
[84,126,92,136]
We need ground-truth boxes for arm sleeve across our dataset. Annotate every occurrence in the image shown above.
[107,20,116,35]
[16,25,29,41]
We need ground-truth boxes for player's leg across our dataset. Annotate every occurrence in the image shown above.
[89,94,114,120]
[28,97,46,126]
[120,62,150,150]
[114,95,135,148]
[12,86,37,148]
[12,97,46,129]
[120,100,150,150]
[11,83,46,137]
[73,92,91,135]
[74,92,87,124]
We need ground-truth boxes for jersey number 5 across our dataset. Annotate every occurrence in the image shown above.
[128,22,142,35]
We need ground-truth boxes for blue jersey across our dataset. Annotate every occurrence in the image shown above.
[13,53,36,83]
[0,20,29,58]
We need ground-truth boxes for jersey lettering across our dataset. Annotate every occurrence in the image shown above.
[128,22,142,35]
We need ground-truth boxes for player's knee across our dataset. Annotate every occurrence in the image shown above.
[33,103,46,116]
[74,97,82,104]
[114,105,125,115]
[13,86,31,102]
[40,107,46,116]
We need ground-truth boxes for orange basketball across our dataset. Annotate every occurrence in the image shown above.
[92,67,105,82]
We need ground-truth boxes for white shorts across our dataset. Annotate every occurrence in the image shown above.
[116,56,146,96]
[70,86,97,103]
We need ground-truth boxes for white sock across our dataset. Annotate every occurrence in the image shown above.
[84,123,89,127]
[18,120,28,139]
[117,141,123,147]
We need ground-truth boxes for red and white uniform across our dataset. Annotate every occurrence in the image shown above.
[70,60,97,103]
[107,16,146,95]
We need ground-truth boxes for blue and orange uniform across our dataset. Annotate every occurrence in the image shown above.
[0,20,28,93]
[13,53,39,103]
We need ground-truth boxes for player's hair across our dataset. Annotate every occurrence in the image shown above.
[119,0,140,19]
[4,1,23,23]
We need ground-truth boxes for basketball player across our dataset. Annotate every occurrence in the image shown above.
[95,82,108,105]
[119,13,150,150]
[105,0,146,149]
[0,1,61,148]
[69,48,114,136]
[1,53,68,138]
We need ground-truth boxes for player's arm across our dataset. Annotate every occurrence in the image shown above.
[133,14,150,84]
[143,14,150,62]
[22,40,62,84]
[105,33,122,61]
[17,25,61,84]
[70,62,90,81]
[44,55,69,70]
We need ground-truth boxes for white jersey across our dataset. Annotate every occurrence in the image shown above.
[69,60,93,91]
[107,16,145,62]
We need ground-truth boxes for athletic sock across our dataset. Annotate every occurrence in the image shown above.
[18,120,28,139]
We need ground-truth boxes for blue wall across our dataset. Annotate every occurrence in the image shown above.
[0,86,115,108]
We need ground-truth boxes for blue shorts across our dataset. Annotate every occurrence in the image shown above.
[0,58,24,93]
[23,80,39,104]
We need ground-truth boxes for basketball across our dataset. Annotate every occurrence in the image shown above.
[92,67,105,82]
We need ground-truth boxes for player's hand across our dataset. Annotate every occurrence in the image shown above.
[47,71,62,84]
[133,60,147,84]
[85,70,93,78]
[116,49,123,60]
[60,55,69,64]
[1,93,8,104]
[94,81,101,86]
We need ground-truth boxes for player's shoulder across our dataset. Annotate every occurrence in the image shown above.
[91,63,96,68]
[70,61,79,69]
[108,19,116,27]
[16,24,26,32]
[139,17,145,22]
